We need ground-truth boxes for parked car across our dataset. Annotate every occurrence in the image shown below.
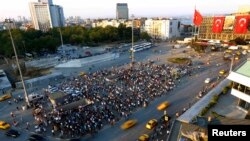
[138,134,149,141]
[28,134,44,141]
[5,129,20,138]
[204,78,211,84]
[146,119,157,129]
[120,119,137,130]
[0,94,12,102]
[219,70,226,75]
[0,121,11,130]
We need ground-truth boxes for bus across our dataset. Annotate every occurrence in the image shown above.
[130,42,152,52]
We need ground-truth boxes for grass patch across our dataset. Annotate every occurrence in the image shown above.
[167,57,192,64]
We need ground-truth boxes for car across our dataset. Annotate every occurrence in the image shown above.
[204,78,211,84]
[219,70,225,75]
[146,119,157,129]
[234,55,240,60]
[0,94,12,102]
[5,129,20,138]
[28,134,44,141]
[138,134,149,141]
[0,121,11,130]
[157,101,170,111]
[120,119,137,130]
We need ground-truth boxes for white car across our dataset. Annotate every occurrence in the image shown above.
[204,78,211,84]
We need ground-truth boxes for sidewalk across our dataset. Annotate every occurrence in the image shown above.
[177,79,230,123]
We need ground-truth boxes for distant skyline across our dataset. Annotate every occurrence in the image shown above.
[0,0,250,19]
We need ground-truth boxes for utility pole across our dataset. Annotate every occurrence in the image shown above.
[58,28,63,47]
[131,14,135,63]
[5,19,30,107]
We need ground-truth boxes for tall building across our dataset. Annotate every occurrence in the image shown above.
[116,3,129,20]
[38,0,53,5]
[29,0,64,31]
[143,19,180,40]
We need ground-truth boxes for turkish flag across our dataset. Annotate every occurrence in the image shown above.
[193,9,203,26]
[234,15,249,34]
[212,17,225,33]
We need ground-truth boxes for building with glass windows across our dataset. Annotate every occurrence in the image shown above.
[227,59,250,112]
[29,0,64,31]
[116,3,129,20]
[143,18,180,40]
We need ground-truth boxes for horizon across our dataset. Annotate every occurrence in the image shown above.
[0,0,250,20]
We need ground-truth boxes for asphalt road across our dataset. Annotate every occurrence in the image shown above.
[81,51,229,141]
[0,42,232,141]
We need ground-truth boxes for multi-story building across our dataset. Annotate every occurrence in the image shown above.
[227,58,250,112]
[143,18,180,40]
[29,0,64,31]
[199,12,250,41]
[116,3,129,20]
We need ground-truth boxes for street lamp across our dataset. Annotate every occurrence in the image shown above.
[5,19,30,107]
[58,28,64,47]
[131,14,135,63]
[230,54,235,72]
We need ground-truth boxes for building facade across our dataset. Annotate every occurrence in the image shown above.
[143,19,180,40]
[116,3,129,20]
[29,0,64,31]
[199,12,250,41]
[227,59,250,111]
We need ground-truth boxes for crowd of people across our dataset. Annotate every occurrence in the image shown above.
[32,62,193,138]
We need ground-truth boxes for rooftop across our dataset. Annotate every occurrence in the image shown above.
[227,58,250,87]
[235,60,250,77]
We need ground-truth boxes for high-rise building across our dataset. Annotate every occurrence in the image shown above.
[29,0,64,31]
[116,3,129,20]
[38,0,53,5]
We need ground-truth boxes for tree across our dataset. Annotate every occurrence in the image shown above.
[140,32,151,41]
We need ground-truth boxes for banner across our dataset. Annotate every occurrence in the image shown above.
[212,17,225,33]
[193,9,203,26]
[234,15,249,34]
[223,16,235,30]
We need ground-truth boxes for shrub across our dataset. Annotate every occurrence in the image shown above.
[222,87,229,94]
[199,107,209,116]
[211,95,219,103]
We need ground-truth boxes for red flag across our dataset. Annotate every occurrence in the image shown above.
[234,15,249,34]
[212,17,225,33]
[193,9,203,26]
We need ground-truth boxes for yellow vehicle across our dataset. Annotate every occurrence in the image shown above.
[0,94,12,102]
[120,119,137,130]
[146,119,157,129]
[157,101,170,111]
[0,121,11,130]
[219,70,225,75]
[234,56,240,60]
[79,71,86,76]
[138,134,149,141]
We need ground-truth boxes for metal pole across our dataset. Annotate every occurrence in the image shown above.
[5,19,30,107]
[59,28,63,47]
[131,14,134,63]
[230,54,235,72]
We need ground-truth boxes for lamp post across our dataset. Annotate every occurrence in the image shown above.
[230,54,235,72]
[131,14,135,63]
[5,19,30,107]
[58,28,64,47]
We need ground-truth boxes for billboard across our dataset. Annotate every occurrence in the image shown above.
[223,16,235,30]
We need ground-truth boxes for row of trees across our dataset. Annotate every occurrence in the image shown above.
[0,24,151,58]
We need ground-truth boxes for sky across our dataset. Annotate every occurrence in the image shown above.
[0,0,250,19]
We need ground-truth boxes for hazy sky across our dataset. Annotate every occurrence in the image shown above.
[1,0,250,19]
